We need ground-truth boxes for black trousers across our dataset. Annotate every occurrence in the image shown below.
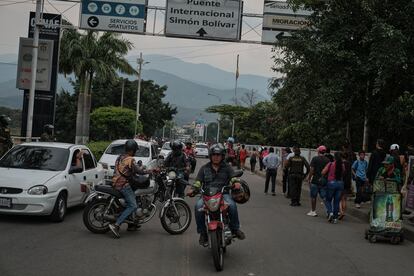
[288,174,303,203]
[282,168,289,194]
[265,169,277,193]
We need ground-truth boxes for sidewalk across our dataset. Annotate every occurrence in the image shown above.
[245,162,414,242]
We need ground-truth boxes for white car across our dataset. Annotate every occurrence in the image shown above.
[0,142,106,222]
[159,141,172,158]
[195,143,209,158]
[99,139,159,177]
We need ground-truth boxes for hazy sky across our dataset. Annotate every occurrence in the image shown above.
[0,0,277,77]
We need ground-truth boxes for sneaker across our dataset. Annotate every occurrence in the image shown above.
[199,233,208,247]
[272,193,276,196]
[264,192,268,195]
[332,219,338,224]
[355,204,361,209]
[307,211,318,217]
[109,224,120,238]
[232,229,246,240]
[327,213,334,223]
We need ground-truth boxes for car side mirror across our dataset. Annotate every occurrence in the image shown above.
[69,167,83,174]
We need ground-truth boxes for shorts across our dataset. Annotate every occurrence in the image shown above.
[310,183,326,199]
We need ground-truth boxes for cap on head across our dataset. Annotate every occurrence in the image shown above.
[317,145,327,154]
[390,144,399,151]
[382,156,395,165]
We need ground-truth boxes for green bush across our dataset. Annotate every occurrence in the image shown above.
[87,141,111,161]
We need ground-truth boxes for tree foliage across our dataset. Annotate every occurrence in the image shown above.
[267,0,414,150]
[90,106,139,141]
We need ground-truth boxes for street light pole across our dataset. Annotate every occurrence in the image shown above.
[26,0,44,141]
[207,93,221,143]
[135,53,144,136]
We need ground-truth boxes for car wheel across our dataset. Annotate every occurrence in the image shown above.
[50,192,67,223]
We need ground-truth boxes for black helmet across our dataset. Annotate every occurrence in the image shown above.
[171,140,183,152]
[231,179,250,204]
[209,143,225,158]
[185,140,192,147]
[0,115,11,127]
[125,139,138,155]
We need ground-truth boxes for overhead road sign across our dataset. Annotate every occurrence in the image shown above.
[165,0,243,42]
[262,0,312,44]
[79,0,148,34]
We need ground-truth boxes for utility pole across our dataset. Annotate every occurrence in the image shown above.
[135,53,143,136]
[26,0,44,141]
[232,54,239,138]
[120,78,125,108]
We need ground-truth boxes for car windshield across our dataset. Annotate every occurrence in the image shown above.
[105,144,150,157]
[196,144,208,149]
[162,143,171,150]
[0,145,69,171]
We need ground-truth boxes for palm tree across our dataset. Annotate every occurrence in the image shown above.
[59,29,135,144]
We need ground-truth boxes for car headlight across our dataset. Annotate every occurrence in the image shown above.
[168,171,177,180]
[28,185,48,195]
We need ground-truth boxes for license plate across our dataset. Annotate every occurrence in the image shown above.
[0,197,12,209]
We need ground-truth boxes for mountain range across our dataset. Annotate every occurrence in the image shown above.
[0,53,271,125]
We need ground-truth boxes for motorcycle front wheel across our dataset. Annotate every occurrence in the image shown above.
[160,200,192,235]
[83,199,114,234]
[210,230,224,271]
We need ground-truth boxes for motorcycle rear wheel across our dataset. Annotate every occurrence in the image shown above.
[83,199,114,234]
[210,230,224,271]
[160,200,192,235]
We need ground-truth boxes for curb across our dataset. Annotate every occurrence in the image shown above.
[245,163,414,242]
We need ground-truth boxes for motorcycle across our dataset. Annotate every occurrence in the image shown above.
[83,168,192,235]
[188,155,197,174]
[198,170,244,271]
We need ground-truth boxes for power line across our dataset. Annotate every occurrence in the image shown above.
[0,61,17,66]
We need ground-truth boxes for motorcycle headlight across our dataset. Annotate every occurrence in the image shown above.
[206,198,221,212]
[28,185,48,195]
[168,171,177,180]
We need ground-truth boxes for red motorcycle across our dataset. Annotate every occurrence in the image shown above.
[199,171,246,271]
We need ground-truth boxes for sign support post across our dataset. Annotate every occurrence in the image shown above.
[26,0,44,141]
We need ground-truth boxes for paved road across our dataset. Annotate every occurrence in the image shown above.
[1,158,414,276]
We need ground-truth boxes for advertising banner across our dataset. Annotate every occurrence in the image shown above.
[371,193,402,230]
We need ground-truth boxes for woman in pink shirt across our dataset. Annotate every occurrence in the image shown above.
[322,152,345,224]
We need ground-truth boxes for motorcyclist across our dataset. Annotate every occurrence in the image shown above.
[40,124,55,142]
[188,143,246,247]
[164,140,190,197]
[0,115,12,157]
[109,139,145,238]
[225,137,236,166]
[184,141,196,173]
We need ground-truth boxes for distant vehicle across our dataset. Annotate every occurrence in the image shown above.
[99,139,159,177]
[0,142,106,222]
[160,141,172,158]
[195,143,209,158]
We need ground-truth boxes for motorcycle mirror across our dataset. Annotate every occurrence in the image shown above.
[232,170,243,178]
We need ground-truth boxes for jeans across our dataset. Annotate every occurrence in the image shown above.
[195,194,240,234]
[310,183,326,200]
[354,177,365,204]
[265,168,277,193]
[325,180,344,219]
[282,168,289,194]
[116,185,138,226]
[250,160,257,173]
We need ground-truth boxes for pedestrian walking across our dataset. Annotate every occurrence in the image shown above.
[307,145,329,217]
[322,152,345,224]
[339,150,355,220]
[239,144,248,171]
[286,146,310,206]
[282,147,292,197]
[249,147,259,174]
[367,139,387,185]
[263,147,281,196]
[259,147,268,171]
[352,151,369,208]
